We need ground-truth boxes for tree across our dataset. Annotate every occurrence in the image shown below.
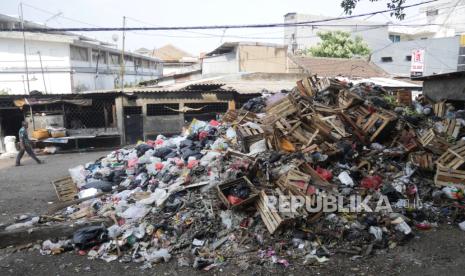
[306,31,371,58]
[341,0,407,19]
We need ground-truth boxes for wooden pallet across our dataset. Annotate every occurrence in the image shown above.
[418,129,450,155]
[409,151,434,171]
[52,176,78,202]
[434,165,465,188]
[433,100,446,118]
[265,95,297,119]
[436,142,465,169]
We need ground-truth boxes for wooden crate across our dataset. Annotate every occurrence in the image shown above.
[433,100,446,117]
[436,142,465,169]
[338,90,363,109]
[434,165,465,188]
[222,110,258,124]
[444,118,461,139]
[319,115,350,139]
[396,90,412,106]
[256,191,286,234]
[216,176,259,210]
[409,151,434,171]
[52,176,78,202]
[360,111,397,142]
[236,124,265,152]
[296,75,330,97]
[265,95,297,119]
[418,129,450,155]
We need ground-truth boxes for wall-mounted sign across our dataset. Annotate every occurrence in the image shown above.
[411,49,425,77]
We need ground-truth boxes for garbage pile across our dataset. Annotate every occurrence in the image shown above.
[10,75,465,270]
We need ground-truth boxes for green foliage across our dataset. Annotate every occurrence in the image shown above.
[306,31,371,58]
[340,0,406,20]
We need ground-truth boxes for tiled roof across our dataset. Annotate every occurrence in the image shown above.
[290,56,387,78]
[151,44,193,62]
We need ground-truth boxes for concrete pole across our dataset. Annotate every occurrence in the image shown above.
[120,16,126,91]
[20,2,31,95]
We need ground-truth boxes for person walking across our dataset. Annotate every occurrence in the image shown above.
[16,121,42,166]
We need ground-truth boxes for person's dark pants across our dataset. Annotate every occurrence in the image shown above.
[16,145,41,165]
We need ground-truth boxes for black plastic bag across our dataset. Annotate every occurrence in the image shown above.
[72,226,108,250]
[82,180,113,192]
[153,147,173,159]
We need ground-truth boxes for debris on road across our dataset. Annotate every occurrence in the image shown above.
[2,75,465,270]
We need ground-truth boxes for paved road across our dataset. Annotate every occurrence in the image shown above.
[0,151,107,225]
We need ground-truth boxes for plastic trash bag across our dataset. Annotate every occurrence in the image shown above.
[338,171,354,187]
[78,188,99,198]
[72,226,108,250]
[248,139,266,156]
[120,204,150,220]
[142,248,171,263]
[82,180,113,192]
[69,165,88,188]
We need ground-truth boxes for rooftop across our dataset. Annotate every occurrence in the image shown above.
[151,44,195,63]
[290,56,387,78]
[206,41,287,56]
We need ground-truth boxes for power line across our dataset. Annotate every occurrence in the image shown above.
[1,0,438,32]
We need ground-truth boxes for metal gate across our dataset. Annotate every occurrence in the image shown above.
[123,107,143,145]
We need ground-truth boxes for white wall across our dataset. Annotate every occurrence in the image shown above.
[202,52,238,75]
[0,35,72,94]
[0,32,163,94]
[284,13,391,54]
[372,36,460,77]
[163,63,200,76]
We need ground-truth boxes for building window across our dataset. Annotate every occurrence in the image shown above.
[110,53,120,65]
[389,34,400,43]
[381,57,393,62]
[123,106,142,115]
[426,9,438,17]
[405,55,412,61]
[147,104,179,116]
[92,50,107,64]
[142,59,150,69]
[70,45,89,61]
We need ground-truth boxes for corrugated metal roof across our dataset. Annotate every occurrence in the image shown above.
[351,77,422,89]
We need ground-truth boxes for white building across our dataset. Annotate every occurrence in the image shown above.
[0,14,162,95]
[284,13,391,54]
[387,0,465,42]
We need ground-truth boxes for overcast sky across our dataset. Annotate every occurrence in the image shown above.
[2,0,424,55]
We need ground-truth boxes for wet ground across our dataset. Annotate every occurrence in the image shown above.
[0,152,464,275]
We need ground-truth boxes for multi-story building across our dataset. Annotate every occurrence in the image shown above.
[0,14,162,95]
[283,13,391,54]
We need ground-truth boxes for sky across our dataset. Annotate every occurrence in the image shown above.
[1,0,425,55]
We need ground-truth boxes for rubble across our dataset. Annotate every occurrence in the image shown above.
[2,74,465,271]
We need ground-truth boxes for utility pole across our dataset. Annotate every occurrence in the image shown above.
[20,2,30,95]
[37,51,47,94]
[120,16,126,91]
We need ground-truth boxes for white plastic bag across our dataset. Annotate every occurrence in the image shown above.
[338,171,354,187]
[69,165,87,188]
